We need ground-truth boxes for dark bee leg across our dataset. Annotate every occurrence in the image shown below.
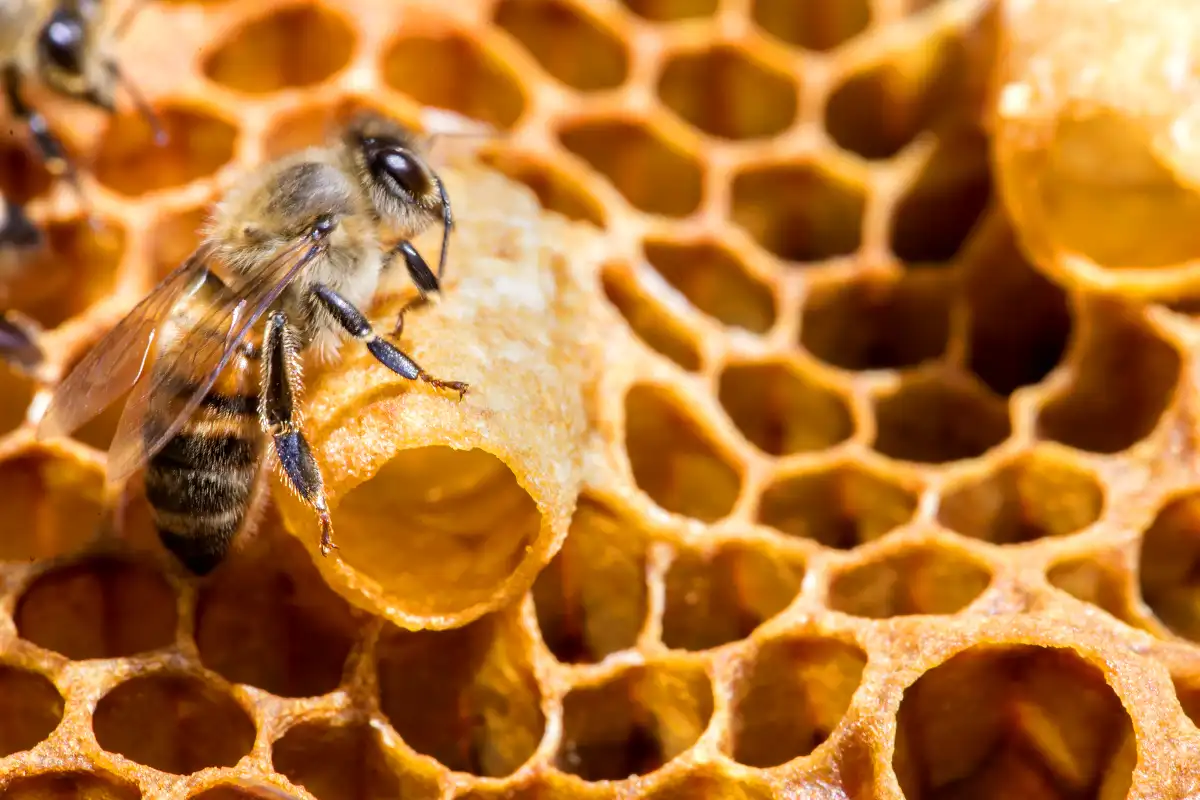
[260,310,337,556]
[2,65,87,208]
[311,283,468,399]
[383,240,438,337]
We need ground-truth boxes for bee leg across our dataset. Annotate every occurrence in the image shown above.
[311,283,469,400]
[260,309,337,556]
[384,241,438,337]
[2,66,88,212]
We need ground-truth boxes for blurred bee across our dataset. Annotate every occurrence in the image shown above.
[37,110,467,575]
[0,0,165,203]
[0,194,45,372]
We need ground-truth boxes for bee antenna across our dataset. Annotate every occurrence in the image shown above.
[112,0,147,41]
[111,63,167,146]
[437,178,453,280]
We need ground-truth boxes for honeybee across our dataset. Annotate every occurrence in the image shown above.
[0,194,45,372]
[1,0,165,203]
[37,110,467,575]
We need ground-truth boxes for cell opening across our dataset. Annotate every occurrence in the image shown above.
[642,238,776,333]
[0,359,35,437]
[532,498,648,664]
[0,453,105,562]
[661,542,803,651]
[890,131,992,264]
[731,162,865,262]
[5,215,124,330]
[1047,556,1139,628]
[872,374,1011,464]
[751,0,870,52]
[827,544,992,618]
[195,532,361,698]
[494,0,628,91]
[383,31,527,130]
[938,451,1104,545]
[657,45,797,140]
[963,217,1072,396]
[376,612,545,777]
[273,721,439,800]
[334,447,541,620]
[93,105,238,197]
[602,266,702,371]
[15,556,177,660]
[0,666,63,757]
[625,383,742,522]
[730,637,865,767]
[1139,493,1200,642]
[641,770,776,800]
[202,4,356,94]
[618,0,717,21]
[800,270,953,372]
[894,645,1136,800]
[757,464,918,549]
[557,662,714,781]
[1036,298,1178,454]
[558,118,704,218]
[2,772,140,800]
[482,152,607,228]
[717,360,853,456]
[93,673,256,774]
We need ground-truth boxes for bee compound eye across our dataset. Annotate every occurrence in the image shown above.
[374,149,428,197]
[40,13,85,73]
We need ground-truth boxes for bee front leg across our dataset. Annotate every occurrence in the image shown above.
[310,282,468,399]
[260,309,337,556]
[2,65,88,212]
[383,240,438,337]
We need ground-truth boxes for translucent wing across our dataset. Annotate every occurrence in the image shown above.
[104,229,331,485]
[37,246,214,442]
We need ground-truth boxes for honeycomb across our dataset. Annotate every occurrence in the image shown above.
[4,0,1200,797]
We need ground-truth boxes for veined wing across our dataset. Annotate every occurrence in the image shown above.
[104,224,333,485]
[36,244,215,442]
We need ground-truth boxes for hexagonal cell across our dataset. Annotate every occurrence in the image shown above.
[556,661,713,781]
[828,544,992,618]
[1047,556,1139,628]
[383,31,526,130]
[619,0,717,21]
[273,721,439,800]
[482,152,606,227]
[376,612,544,777]
[602,266,702,371]
[149,203,208,281]
[15,555,177,659]
[641,769,776,800]
[642,238,776,333]
[0,666,63,757]
[657,45,797,141]
[558,118,704,218]
[1139,492,1200,642]
[92,673,256,774]
[893,645,1135,799]
[728,637,864,767]
[1036,298,1178,454]
[494,0,627,91]
[824,34,975,160]
[757,463,918,548]
[731,161,865,262]
[533,497,648,664]
[202,4,356,94]
[800,270,953,372]
[717,359,853,456]
[0,359,35,437]
[890,132,992,264]
[625,383,742,522]
[195,532,361,698]
[2,771,140,800]
[751,0,870,52]
[963,217,1072,396]
[93,105,238,197]
[4,215,124,330]
[0,453,105,561]
[872,373,1011,464]
[937,450,1103,545]
[662,541,804,651]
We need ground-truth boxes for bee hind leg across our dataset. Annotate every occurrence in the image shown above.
[383,240,438,337]
[260,309,337,556]
[311,282,468,400]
